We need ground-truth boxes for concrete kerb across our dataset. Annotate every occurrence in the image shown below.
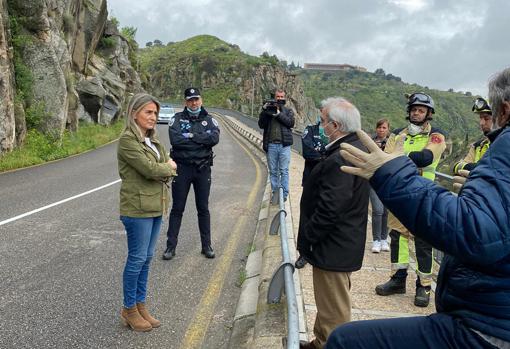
[215,114,271,348]
[217,113,305,348]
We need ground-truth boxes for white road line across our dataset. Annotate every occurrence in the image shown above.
[0,179,121,227]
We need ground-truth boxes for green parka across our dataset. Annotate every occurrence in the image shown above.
[117,125,176,217]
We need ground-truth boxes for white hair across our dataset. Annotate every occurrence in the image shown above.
[321,97,361,132]
[488,67,510,125]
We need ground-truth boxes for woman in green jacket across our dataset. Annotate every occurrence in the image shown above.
[117,93,177,332]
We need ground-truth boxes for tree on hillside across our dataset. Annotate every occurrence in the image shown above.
[121,26,137,42]
[109,16,120,28]
[121,26,139,70]
[375,68,385,76]
[153,39,163,46]
[146,41,153,47]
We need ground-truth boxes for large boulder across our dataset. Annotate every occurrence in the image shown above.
[76,76,106,124]
[72,0,107,73]
[23,37,68,136]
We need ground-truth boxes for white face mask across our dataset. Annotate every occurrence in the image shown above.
[408,123,424,136]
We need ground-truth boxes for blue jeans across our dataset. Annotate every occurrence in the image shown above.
[267,143,291,198]
[325,313,497,349]
[369,188,388,241]
[120,215,162,308]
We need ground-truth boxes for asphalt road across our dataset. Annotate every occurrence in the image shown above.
[0,117,265,349]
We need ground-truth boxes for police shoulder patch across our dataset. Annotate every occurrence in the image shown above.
[302,128,309,138]
[212,118,219,127]
[169,117,175,126]
[201,120,208,126]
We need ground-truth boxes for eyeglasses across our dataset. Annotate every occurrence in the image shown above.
[472,98,491,113]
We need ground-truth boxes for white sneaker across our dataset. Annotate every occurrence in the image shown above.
[381,240,390,252]
[371,240,381,253]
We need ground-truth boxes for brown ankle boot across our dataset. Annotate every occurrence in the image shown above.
[137,303,161,328]
[121,306,152,332]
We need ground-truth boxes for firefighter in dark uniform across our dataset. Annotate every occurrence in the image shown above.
[453,97,493,174]
[162,88,220,260]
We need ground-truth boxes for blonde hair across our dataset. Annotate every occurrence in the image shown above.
[125,93,161,138]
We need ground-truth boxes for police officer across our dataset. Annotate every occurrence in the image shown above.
[453,97,493,174]
[162,87,220,260]
[375,92,446,307]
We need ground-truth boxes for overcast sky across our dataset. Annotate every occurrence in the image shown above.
[108,0,509,97]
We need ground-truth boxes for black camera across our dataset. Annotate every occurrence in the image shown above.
[263,98,278,114]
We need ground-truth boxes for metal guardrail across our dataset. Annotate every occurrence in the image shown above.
[219,114,300,348]
[266,188,299,349]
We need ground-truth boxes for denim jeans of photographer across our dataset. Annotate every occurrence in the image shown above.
[121,215,162,308]
[267,143,291,199]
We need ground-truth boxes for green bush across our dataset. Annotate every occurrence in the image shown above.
[25,101,46,129]
[9,15,35,105]
[0,122,125,172]
[99,36,116,49]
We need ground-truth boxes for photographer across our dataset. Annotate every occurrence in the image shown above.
[258,89,295,204]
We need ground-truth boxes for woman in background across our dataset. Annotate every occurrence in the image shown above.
[117,93,177,331]
[370,118,390,253]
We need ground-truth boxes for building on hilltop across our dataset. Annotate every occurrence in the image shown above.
[303,63,367,72]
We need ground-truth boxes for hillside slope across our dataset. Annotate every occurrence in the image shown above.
[139,35,484,170]
[298,68,482,168]
[138,35,317,128]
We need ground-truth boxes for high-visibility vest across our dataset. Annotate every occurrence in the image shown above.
[398,132,440,180]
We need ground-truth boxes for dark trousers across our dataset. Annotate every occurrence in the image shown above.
[325,313,497,349]
[166,162,211,250]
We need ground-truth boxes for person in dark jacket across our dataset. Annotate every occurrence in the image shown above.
[258,89,295,204]
[162,87,220,260]
[298,97,370,349]
[327,67,510,349]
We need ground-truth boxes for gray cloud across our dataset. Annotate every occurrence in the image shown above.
[108,0,510,96]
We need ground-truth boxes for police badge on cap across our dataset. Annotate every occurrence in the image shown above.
[184,87,201,100]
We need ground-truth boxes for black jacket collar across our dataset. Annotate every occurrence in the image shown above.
[325,132,358,156]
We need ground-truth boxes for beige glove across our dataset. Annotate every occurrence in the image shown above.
[340,130,400,180]
[452,169,470,194]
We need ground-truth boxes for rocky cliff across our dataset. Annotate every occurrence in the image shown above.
[140,35,318,129]
[0,0,142,154]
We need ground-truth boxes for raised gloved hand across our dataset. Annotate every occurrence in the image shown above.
[452,169,470,194]
[182,132,194,139]
[339,130,400,180]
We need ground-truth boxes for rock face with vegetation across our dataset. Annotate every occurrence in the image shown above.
[0,0,142,154]
[0,0,16,151]
[139,35,318,128]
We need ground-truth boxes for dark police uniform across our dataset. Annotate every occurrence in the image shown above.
[165,106,220,254]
